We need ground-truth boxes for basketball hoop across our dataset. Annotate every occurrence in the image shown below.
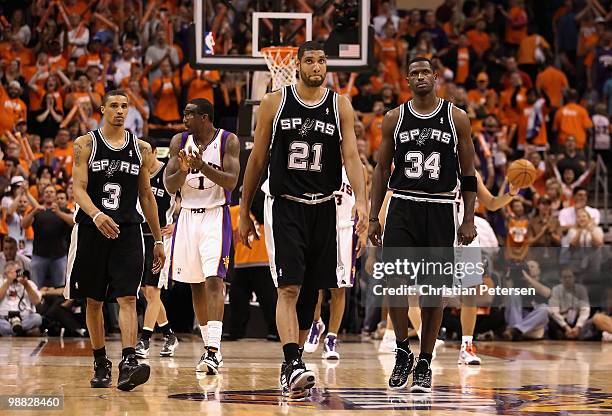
[261,46,298,91]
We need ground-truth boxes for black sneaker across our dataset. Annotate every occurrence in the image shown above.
[117,355,150,391]
[410,359,432,393]
[160,334,179,357]
[284,359,315,400]
[201,349,220,375]
[388,348,414,390]
[279,362,288,394]
[90,358,112,388]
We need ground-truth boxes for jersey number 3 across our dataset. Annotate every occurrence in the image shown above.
[404,151,441,179]
[102,183,122,210]
[288,141,323,171]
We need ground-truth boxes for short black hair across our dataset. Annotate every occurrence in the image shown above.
[142,136,157,151]
[298,41,325,60]
[188,98,214,121]
[103,89,129,105]
[408,57,433,70]
[573,186,587,196]
[3,236,17,246]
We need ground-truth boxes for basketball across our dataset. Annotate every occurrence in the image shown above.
[507,159,537,188]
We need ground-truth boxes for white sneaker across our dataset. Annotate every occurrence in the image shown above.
[322,335,340,360]
[303,320,325,353]
[432,338,444,360]
[378,332,396,354]
[458,343,481,365]
[603,331,612,342]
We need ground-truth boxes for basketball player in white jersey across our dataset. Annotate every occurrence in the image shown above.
[164,98,240,375]
[304,167,361,359]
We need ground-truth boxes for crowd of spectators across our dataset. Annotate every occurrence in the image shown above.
[0,0,610,341]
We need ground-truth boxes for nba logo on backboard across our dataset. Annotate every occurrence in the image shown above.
[204,32,215,55]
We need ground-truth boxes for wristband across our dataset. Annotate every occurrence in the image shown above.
[154,240,164,246]
[92,212,103,223]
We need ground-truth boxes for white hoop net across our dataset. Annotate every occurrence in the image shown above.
[261,47,298,91]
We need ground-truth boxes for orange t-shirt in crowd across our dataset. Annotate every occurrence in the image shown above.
[29,88,64,113]
[500,87,527,126]
[362,113,384,152]
[535,66,569,108]
[455,47,470,84]
[48,55,67,72]
[151,75,181,122]
[577,25,599,58]
[66,91,102,122]
[229,205,268,267]
[553,103,593,149]
[181,64,220,103]
[64,0,88,16]
[1,46,34,67]
[0,89,27,134]
[76,53,102,70]
[466,30,490,55]
[518,103,548,146]
[467,88,499,113]
[517,35,550,65]
[54,143,74,177]
[505,6,528,45]
[378,38,403,85]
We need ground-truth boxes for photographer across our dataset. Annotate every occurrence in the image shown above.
[502,260,551,340]
[0,261,42,336]
[548,268,591,340]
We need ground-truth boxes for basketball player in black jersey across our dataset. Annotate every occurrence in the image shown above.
[135,137,178,359]
[238,41,367,399]
[369,58,477,392]
[66,90,165,391]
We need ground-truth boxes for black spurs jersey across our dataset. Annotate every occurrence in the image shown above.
[264,84,343,198]
[142,162,175,235]
[75,129,144,225]
[388,98,461,202]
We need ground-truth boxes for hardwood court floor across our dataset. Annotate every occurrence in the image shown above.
[2,334,612,415]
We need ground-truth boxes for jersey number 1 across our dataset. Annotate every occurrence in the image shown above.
[288,141,323,171]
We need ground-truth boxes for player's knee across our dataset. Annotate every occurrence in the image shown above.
[205,276,224,294]
[330,288,345,301]
[278,285,300,301]
[144,286,160,301]
[86,298,104,311]
[117,296,137,308]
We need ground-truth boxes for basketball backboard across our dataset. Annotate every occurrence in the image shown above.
[191,0,372,71]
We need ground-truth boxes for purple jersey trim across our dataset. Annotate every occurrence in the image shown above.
[168,208,182,281]
[180,131,189,149]
[220,130,232,204]
[216,205,232,278]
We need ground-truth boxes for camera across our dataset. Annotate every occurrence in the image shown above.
[8,311,23,334]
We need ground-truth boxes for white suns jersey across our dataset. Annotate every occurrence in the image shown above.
[334,167,355,228]
[180,129,231,209]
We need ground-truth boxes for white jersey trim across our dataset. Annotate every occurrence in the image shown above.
[393,103,405,149]
[87,131,97,167]
[290,84,329,109]
[98,128,129,151]
[333,92,343,142]
[133,133,143,165]
[271,86,287,148]
[407,98,444,119]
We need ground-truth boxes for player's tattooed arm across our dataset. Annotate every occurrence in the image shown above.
[368,107,399,246]
[71,134,101,218]
[137,139,163,242]
[193,133,240,191]
[164,133,189,194]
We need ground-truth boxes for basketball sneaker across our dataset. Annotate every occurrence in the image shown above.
[117,355,150,391]
[322,335,340,360]
[90,358,112,388]
[303,320,325,353]
[160,334,179,357]
[378,330,396,354]
[388,347,414,390]
[410,359,432,393]
[279,362,288,394]
[284,359,316,400]
[432,338,444,359]
[458,342,481,365]
[198,349,221,375]
[603,331,612,342]
[135,339,150,359]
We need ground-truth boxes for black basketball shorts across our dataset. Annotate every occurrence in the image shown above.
[65,223,144,301]
[263,196,339,290]
[382,196,457,288]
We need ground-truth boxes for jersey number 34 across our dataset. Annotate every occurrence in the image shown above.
[404,151,441,179]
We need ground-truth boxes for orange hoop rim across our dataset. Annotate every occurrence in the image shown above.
[261,46,298,61]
